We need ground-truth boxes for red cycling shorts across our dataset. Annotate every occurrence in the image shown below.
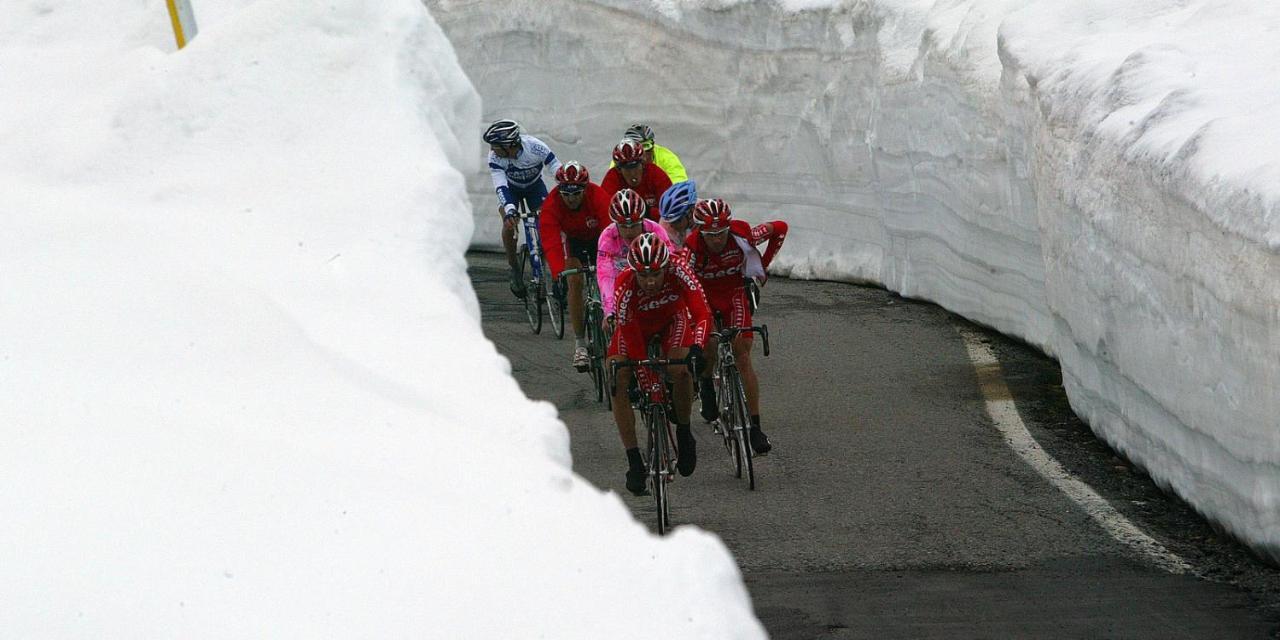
[707,289,752,342]
[608,311,696,358]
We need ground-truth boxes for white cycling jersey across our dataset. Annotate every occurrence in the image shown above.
[488,134,561,208]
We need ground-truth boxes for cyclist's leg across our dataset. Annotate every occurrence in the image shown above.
[663,315,699,476]
[609,357,638,448]
[500,206,518,269]
[662,314,695,424]
[607,330,638,449]
[565,255,584,334]
[729,290,759,415]
[609,332,648,494]
[729,291,771,452]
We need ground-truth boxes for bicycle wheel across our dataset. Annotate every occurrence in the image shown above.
[647,405,670,535]
[725,368,755,490]
[518,245,542,334]
[544,259,565,339]
[586,313,605,403]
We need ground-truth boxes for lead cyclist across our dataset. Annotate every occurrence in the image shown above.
[483,119,562,298]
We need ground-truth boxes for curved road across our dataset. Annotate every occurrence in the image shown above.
[468,251,1279,639]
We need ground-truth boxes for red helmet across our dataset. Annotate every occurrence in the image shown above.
[612,139,646,165]
[627,233,670,273]
[555,161,589,185]
[693,198,732,230]
[609,188,647,225]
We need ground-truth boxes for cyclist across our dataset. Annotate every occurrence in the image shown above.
[609,233,712,495]
[484,119,562,298]
[658,179,698,251]
[601,139,672,216]
[681,198,788,454]
[622,123,689,183]
[539,161,612,371]
[597,189,673,326]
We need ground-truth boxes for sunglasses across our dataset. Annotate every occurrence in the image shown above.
[617,221,644,229]
[559,185,585,196]
[699,227,730,237]
[618,161,643,170]
[490,144,518,153]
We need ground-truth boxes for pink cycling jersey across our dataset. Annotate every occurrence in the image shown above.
[596,220,673,316]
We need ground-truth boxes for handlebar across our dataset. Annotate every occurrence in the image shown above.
[711,324,771,357]
[558,265,597,280]
[610,356,692,374]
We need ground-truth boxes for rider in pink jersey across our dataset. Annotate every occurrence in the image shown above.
[596,189,673,320]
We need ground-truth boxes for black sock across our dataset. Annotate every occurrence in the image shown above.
[676,423,692,436]
[751,415,761,429]
[626,447,643,467]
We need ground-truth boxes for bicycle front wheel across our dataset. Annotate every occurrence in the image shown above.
[544,259,565,339]
[585,310,605,404]
[518,245,542,334]
[648,405,671,534]
[725,366,755,490]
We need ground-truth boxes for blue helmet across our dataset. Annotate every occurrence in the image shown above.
[659,180,697,222]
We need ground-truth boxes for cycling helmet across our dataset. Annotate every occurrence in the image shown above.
[627,233,670,273]
[612,139,646,165]
[624,123,655,146]
[555,161,590,186]
[609,188,647,225]
[483,119,521,146]
[693,198,733,230]
[659,180,697,222]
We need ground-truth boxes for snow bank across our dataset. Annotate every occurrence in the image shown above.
[432,0,1280,560]
[0,0,762,636]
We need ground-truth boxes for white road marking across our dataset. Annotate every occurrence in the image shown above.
[957,325,1192,575]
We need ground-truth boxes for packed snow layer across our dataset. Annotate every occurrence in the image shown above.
[0,0,763,636]
[432,0,1280,559]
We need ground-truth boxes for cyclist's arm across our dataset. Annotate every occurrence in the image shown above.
[614,273,644,359]
[597,229,622,315]
[539,205,568,280]
[750,220,789,270]
[488,154,516,214]
[673,261,713,348]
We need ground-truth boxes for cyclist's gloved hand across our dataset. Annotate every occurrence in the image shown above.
[551,278,564,300]
[687,344,706,377]
[503,203,518,219]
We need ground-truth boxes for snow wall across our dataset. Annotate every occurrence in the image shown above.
[1,0,762,636]
[430,0,1280,561]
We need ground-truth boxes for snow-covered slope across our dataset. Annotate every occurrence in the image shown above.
[0,0,762,636]
[432,0,1280,561]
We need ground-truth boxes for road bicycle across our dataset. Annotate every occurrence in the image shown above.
[709,322,770,490]
[558,263,610,408]
[513,200,566,338]
[610,346,692,535]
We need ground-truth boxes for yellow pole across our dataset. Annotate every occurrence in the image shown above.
[166,0,198,49]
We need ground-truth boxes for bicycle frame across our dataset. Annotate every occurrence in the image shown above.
[516,203,544,285]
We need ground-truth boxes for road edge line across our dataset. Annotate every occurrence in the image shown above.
[956,324,1192,575]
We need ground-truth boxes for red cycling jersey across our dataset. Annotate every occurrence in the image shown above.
[682,219,789,300]
[600,162,672,220]
[540,183,612,279]
[610,261,712,393]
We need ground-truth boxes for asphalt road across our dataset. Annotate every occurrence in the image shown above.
[467,251,1280,639]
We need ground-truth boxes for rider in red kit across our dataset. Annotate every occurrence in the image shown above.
[681,198,787,455]
[608,233,712,495]
[601,139,672,218]
[540,161,613,371]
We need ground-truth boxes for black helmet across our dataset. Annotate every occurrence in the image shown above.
[483,119,521,146]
